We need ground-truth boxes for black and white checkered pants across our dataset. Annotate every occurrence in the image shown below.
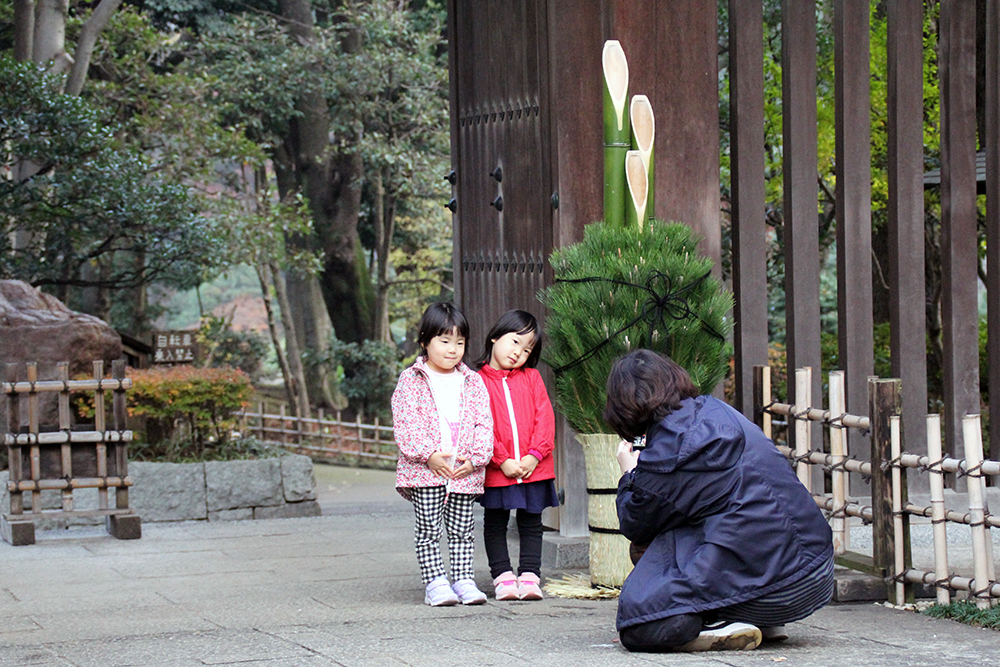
[410,486,477,584]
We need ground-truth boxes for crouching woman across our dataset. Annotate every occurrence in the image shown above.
[604,350,834,653]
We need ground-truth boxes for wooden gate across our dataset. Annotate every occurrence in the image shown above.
[447,0,554,342]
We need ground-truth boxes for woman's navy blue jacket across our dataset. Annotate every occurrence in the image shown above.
[615,395,833,630]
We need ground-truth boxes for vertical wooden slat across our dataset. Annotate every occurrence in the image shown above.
[112,360,128,511]
[926,414,951,605]
[26,363,40,514]
[752,365,772,437]
[887,0,929,489]
[834,0,873,465]
[869,377,902,589]
[938,0,980,469]
[986,0,1000,456]
[829,370,848,554]
[889,415,912,605]
[729,0,767,418]
[6,364,22,516]
[57,362,73,512]
[782,0,822,448]
[93,360,108,511]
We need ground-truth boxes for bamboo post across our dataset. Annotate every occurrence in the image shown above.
[829,370,848,554]
[26,363,41,514]
[374,416,380,458]
[112,360,128,511]
[57,362,73,512]
[629,94,655,223]
[93,361,108,511]
[602,40,630,227]
[6,364,23,517]
[927,414,951,605]
[752,365,772,438]
[962,414,993,609]
[337,410,344,455]
[624,150,648,228]
[794,367,812,492]
[869,377,901,585]
[356,412,363,462]
[890,416,907,604]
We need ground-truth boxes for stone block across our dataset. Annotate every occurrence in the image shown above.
[281,455,317,502]
[255,501,322,520]
[1,516,35,546]
[209,508,254,521]
[106,513,142,539]
[206,459,284,511]
[542,533,590,570]
[130,461,208,522]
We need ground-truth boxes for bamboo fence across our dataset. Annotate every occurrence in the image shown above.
[2,360,140,545]
[755,365,1000,608]
[239,403,397,465]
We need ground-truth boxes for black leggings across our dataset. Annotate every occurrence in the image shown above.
[483,508,543,579]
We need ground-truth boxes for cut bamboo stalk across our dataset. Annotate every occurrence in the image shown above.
[762,365,772,438]
[630,94,655,222]
[890,415,905,604]
[603,40,630,227]
[962,414,992,609]
[577,433,633,587]
[926,414,951,605]
[624,150,648,229]
[829,371,848,554]
[794,367,812,492]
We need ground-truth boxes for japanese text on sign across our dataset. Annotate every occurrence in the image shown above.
[153,331,198,364]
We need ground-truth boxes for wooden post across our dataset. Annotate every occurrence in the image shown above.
[279,403,287,447]
[963,414,994,608]
[889,415,911,604]
[112,360,128,511]
[57,362,73,512]
[927,414,951,605]
[93,361,108,512]
[829,370,848,554]
[869,377,902,588]
[356,412,363,463]
[374,416,381,459]
[752,365,772,438]
[336,410,344,455]
[6,364,22,517]
[26,362,40,515]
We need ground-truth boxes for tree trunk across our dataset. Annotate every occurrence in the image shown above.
[278,0,375,345]
[32,0,67,64]
[13,0,34,62]
[374,168,397,343]
[64,0,124,96]
[285,272,338,409]
[256,264,300,416]
[270,260,311,419]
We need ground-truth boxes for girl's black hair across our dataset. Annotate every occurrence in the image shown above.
[602,349,700,441]
[475,309,543,369]
[416,302,470,353]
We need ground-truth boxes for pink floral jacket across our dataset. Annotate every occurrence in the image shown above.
[392,356,494,499]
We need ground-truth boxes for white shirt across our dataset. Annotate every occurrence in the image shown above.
[425,367,464,453]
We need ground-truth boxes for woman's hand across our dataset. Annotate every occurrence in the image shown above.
[451,459,474,479]
[616,440,639,474]
[500,458,523,479]
[427,451,455,478]
[519,454,539,479]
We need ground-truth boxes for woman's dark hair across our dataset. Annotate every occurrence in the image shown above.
[474,309,543,369]
[416,302,470,353]
[602,349,700,441]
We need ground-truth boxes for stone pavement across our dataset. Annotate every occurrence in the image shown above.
[0,464,997,666]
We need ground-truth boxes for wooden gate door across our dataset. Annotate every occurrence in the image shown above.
[447,0,554,345]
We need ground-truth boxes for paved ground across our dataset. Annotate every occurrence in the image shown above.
[0,463,997,666]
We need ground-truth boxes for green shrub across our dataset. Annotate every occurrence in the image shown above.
[318,338,402,422]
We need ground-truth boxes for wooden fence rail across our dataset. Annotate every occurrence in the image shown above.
[239,404,397,464]
[755,365,999,608]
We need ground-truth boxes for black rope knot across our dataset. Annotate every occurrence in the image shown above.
[549,269,724,373]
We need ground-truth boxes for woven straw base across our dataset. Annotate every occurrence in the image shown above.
[543,573,621,599]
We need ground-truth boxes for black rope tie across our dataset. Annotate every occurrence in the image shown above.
[588,525,623,535]
[549,269,724,374]
[958,461,984,479]
[586,488,618,495]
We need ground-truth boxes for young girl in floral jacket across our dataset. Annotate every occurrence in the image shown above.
[392,302,494,606]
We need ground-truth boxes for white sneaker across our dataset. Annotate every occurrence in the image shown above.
[676,621,762,652]
[452,579,487,605]
[424,576,459,606]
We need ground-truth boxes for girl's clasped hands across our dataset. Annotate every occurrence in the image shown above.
[499,454,540,480]
[427,451,475,480]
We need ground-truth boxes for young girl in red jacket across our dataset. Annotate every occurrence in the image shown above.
[475,310,558,601]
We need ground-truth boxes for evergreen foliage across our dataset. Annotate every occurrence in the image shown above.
[540,220,733,435]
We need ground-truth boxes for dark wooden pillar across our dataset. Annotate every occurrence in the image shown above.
[939,0,980,470]
[729,0,768,419]
[887,1,929,490]
[605,0,721,270]
[986,0,1000,457]
[782,0,822,443]
[834,0,874,467]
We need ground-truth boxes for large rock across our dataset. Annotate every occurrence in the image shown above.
[205,459,284,511]
[0,281,121,425]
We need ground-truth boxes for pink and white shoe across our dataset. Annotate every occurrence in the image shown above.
[517,572,543,600]
[493,571,519,600]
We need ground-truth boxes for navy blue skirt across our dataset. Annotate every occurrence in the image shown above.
[479,478,559,513]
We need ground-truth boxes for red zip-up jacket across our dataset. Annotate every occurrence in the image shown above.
[478,364,556,488]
